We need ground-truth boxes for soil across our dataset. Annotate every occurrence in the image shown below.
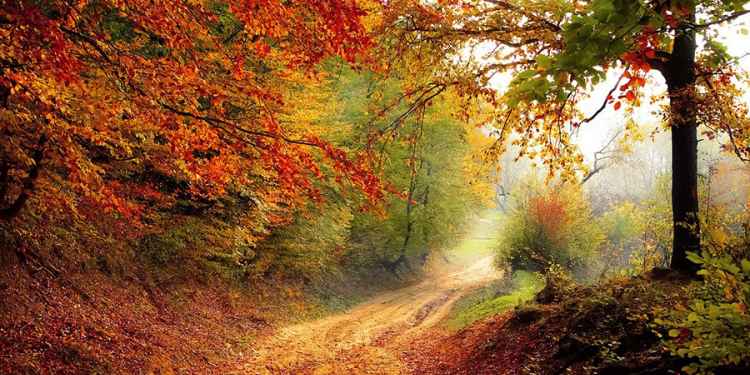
[237,256,502,374]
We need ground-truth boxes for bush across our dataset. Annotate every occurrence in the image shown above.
[138,233,183,266]
[445,271,544,329]
[497,181,604,275]
[535,263,577,304]
[655,252,750,374]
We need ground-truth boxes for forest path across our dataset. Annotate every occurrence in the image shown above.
[239,254,502,374]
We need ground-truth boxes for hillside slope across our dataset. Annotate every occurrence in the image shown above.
[405,271,702,375]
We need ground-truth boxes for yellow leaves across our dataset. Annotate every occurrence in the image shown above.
[457,111,499,207]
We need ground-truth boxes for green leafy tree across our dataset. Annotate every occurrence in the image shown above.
[324,67,492,274]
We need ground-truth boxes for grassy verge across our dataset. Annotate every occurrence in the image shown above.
[445,271,544,330]
[447,210,503,264]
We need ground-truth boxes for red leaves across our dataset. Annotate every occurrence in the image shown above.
[1,0,377,227]
[3,2,82,83]
[254,41,271,57]
[308,0,371,62]
[529,194,567,243]
[229,0,370,67]
[621,27,662,75]
[611,67,647,111]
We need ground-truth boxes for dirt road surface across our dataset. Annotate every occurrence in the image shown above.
[238,255,501,374]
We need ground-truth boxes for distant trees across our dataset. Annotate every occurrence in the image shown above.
[383,0,750,274]
[241,66,495,281]
[339,71,493,275]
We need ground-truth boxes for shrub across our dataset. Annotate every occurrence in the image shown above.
[497,181,604,275]
[445,271,544,329]
[138,233,183,266]
[655,252,750,374]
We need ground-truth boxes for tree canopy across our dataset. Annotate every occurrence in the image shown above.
[0,0,382,233]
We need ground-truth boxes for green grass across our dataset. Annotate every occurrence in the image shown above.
[445,271,544,330]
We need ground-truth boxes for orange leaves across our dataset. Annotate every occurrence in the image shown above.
[609,67,647,112]
[0,0,378,229]
[621,27,662,75]
[529,193,567,244]
[228,0,370,67]
[254,41,272,57]
[308,0,371,61]
[1,3,81,83]
[621,51,651,73]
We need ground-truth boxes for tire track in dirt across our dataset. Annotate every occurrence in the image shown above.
[238,255,502,374]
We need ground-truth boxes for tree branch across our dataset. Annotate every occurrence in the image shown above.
[581,129,623,184]
[157,101,317,147]
[0,134,46,221]
[483,0,562,32]
[579,69,627,125]
[692,10,750,29]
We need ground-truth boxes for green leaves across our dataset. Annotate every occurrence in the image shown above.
[702,39,731,68]
[687,251,705,265]
[504,0,655,110]
[591,0,617,22]
[535,55,553,70]
[558,0,648,73]
[508,72,553,106]
[656,252,750,373]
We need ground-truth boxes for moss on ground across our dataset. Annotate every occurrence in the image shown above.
[445,271,544,330]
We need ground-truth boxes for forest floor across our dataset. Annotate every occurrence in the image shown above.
[0,214,505,374]
[2,210,699,374]
[237,254,502,374]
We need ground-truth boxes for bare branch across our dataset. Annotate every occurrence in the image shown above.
[581,129,623,184]
[579,69,627,126]
[693,10,750,29]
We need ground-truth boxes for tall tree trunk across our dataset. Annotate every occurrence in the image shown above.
[386,120,424,274]
[397,136,422,272]
[665,13,701,274]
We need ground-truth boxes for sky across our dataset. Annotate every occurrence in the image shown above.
[573,20,750,159]
[477,13,750,164]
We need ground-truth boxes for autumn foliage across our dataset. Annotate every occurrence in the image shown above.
[497,182,603,274]
[528,194,567,247]
[3,0,750,373]
[0,0,381,231]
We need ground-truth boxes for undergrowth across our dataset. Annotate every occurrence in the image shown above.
[445,271,544,330]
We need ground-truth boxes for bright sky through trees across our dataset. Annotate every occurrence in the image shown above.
[573,21,750,157]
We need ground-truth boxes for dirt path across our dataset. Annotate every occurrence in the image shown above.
[238,255,501,374]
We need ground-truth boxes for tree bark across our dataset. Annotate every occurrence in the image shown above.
[0,134,46,221]
[665,13,701,274]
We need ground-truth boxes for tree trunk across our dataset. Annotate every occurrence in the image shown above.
[0,134,46,221]
[665,14,701,274]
